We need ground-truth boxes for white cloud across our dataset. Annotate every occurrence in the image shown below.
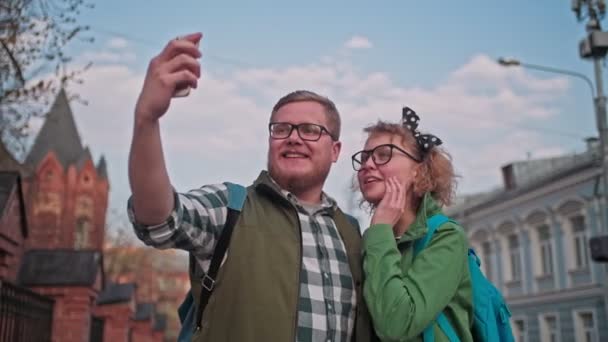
[65,46,574,218]
[449,131,567,194]
[344,36,373,49]
[451,55,569,94]
[80,50,137,63]
[107,37,129,49]
[77,37,136,64]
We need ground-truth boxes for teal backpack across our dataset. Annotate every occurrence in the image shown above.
[413,214,515,342]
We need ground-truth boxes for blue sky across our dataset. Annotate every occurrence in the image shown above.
[78,1,590,83]
[48,1,605,220]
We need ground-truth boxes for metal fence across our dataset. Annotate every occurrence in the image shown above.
[0,281,54,342]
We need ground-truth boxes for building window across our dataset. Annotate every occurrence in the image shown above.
[539,314,560,342]
[34,192,61,215]
[75,217,91,249]
[570,215,589,269]
[538,225,553,276]
[482,241,493,281]
[75,195,94,217]
[508,234,522,281]
[513,318,526,342]
[574,311,598,342]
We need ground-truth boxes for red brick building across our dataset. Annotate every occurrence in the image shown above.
[94,282,137,341]
[93,282,165,342]
[0,90,170,342]
[104,245,191,341]
[0,172,28,282]
[18,250,104,342]
[23,89,109,252]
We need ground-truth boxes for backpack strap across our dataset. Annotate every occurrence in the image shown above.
[436,313,460,342]
[422,314,460,342]
[193,182,247,331]
[177,290,195,342]
[413,214,450,257]
[415,214,461,342]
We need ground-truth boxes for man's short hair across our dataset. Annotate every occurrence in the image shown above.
[271,90,341,140]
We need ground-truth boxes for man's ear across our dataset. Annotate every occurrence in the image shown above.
[331,141,342,163]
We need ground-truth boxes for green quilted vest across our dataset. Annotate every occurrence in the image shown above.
[189,172,375,341]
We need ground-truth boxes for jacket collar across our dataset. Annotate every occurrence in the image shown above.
[396,192,443,244]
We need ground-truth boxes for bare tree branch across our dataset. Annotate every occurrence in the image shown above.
[0,0,93,156]
[0,38,25,85]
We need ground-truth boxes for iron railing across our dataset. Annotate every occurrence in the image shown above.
[0,281,54,342]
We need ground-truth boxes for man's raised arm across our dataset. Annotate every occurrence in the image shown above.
[128,33,202,225]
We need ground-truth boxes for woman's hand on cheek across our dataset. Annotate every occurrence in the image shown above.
[370,177,406,227]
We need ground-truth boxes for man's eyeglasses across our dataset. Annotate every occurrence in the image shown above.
[351,144,421,171]
[269,122,336,142]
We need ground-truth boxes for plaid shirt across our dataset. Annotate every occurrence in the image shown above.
[128,182,356,342]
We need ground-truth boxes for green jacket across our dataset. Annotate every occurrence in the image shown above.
[362,193,473,342]
[192,172,377,341]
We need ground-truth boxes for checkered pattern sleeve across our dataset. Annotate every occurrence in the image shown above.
[127,183,229,260]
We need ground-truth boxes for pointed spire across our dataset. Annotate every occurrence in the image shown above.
[96,155,108,180]
[24,89,84,168]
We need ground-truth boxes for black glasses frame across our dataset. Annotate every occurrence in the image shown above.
[351,143,421,171]
[268,122,336,141]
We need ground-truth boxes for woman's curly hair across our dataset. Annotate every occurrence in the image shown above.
[360,120,458,207]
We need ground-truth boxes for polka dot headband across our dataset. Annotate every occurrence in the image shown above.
[401,106,443,153]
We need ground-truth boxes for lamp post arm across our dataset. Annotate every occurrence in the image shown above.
[519,62,596,100]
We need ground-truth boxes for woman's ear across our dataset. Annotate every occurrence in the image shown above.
[413,163,423,178]
[411,164,424,196]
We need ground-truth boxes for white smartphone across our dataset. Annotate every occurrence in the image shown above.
[173,39,200,98]
[173,84,192,98]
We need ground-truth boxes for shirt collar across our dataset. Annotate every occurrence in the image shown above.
[256,170,337,213]
[270,175,336,210]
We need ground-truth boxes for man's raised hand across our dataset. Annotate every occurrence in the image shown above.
[134,32,203,123]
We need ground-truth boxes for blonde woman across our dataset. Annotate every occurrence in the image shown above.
[352,107,473,342]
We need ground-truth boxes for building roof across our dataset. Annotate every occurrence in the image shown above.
[76,147,93,170]
[135,303,155,321]
[0,171,27,237]
[24,89,85,168]
[97,282,136,305]
[449,151,599,216]
[18,250,103,287]
[0,172,19,214]
[0,140,26,172]
[22,89,109,181]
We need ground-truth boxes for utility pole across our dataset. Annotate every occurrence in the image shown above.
[573,0,608,260]
[573,2,608,337]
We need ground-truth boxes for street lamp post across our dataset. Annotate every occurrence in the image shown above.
[497,57,596,100]
[497,57,608,240]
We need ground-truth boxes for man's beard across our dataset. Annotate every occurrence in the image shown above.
[267,158,331,195]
